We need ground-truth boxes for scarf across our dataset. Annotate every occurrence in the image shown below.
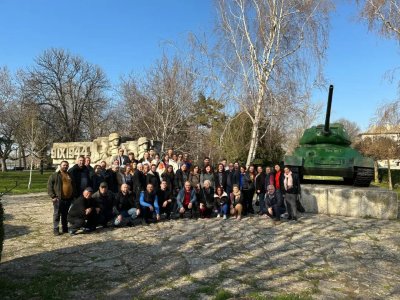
[232,190,241,201]
[284,172,293,191]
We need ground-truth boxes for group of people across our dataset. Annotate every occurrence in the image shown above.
[47,148,301,236]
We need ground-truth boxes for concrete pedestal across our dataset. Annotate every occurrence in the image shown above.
[300,185,398,220]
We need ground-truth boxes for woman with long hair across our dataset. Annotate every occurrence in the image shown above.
[214,186,229,220]
[230,184,243,220]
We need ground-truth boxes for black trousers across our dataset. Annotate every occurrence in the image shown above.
[53,198,72,232]
[69,212,98,231]
[242,189,255,214]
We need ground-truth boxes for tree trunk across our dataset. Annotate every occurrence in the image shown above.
[246,100,262,167]
[18,146,22,168]
[22,148,27,169]
[374,160,379,183]
[28,156,34,190]
[387,159,392,190]
[1,157,7,172]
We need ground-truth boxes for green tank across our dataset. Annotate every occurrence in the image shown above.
[284,85,374,187]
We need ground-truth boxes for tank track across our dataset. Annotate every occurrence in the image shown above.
[353,167,374,187]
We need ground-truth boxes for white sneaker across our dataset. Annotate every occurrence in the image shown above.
[217,214,221,218]
[223,215,227,220]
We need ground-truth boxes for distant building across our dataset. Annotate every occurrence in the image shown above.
[359,125,400,170]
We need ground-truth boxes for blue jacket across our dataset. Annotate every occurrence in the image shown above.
[176,188,197,208]
[139,191,160,214]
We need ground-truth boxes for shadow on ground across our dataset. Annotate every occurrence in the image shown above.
[1,195,400,300]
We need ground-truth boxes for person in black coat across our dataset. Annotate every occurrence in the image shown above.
[214,163,227,191]
[131,165,143,196]
[161,165,175,193]
[231,162,241,187]
[225,163,234,195]
[92,165,105,193]
[105,165,122,193]
[255,166,266,215]
[157,180,173,219]
[114,183,139,226]
[146,164,161,193]
[174,164,190,195]
[69,156,92,198]
[67,187,99,234]
[91,182,116,227]
[265,185,286,221]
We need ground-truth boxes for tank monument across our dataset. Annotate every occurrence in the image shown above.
[285,85,398,219]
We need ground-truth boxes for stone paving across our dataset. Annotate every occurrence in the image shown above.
[1,193,400,299]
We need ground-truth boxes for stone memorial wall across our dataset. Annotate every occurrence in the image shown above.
[51,133,161,166]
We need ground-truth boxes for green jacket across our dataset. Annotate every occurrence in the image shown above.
[47,171,76,200]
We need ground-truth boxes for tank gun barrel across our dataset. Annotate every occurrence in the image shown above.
[324,85,334,135]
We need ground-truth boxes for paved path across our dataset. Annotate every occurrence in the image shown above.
[1,194,400,299]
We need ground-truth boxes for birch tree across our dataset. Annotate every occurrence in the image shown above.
[215,0,331,166]
[357,0,400,40]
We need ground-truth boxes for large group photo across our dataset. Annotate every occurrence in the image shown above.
[1,1,400,300]
[49,150,304,236]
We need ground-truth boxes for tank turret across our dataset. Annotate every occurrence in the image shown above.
[299,85,351,146]
[284,85,374,187]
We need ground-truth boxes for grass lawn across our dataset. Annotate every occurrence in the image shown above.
[0,170,53,195]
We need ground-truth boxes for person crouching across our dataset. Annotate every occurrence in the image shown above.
[139,184,160,224]
[176,181,197,218]
[67,187,99,235]
[114,183,139,227]
[214,186,229,220]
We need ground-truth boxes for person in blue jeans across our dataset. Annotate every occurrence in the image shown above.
[114,183,138,227]
[139,183,160,224]
[265,185,286,221]
[214,186,229,220]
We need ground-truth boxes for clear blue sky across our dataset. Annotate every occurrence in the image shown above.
[0,0,399,131]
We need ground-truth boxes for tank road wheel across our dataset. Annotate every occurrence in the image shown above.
[353,167,374,187]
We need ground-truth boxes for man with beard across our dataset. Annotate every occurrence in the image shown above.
[47,160,75,235]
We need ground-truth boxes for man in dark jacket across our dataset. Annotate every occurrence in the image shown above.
[157,180,173,219]
[47,160,75,235]
[114,183,139,226]
[67,187,99,235]
[131,163,143,195]
[92,182,116,227]
[265,185,286,221]
[69,155,92,198]
[105,165,122,193]
[146,164,161,193]
[139,183,160,224]
[231,162,241,186]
